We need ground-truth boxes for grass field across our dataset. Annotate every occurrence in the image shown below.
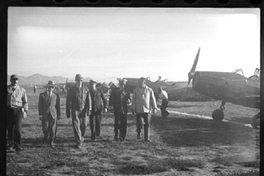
[5,87,260,176]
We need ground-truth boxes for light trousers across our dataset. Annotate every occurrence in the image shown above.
[71,109,87,145]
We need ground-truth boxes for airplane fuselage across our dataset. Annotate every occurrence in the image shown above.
[192,71,260,109]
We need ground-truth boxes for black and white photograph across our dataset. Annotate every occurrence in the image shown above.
[6,7,260,175]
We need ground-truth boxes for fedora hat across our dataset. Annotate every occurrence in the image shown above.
[89,80,97,85]
[47,80,56,87]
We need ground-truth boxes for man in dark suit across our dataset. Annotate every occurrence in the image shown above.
[38,81,60,149]
[109,79,131,141]
[89,80,107,142]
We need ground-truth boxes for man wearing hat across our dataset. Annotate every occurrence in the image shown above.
[109,78,131,141]
[7,74,28,151]
[66,74,92,148]
[131,77,157,142]
[38,81,61,149]
[89,80,107,142]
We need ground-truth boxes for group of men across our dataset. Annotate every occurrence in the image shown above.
[7,74,169,151]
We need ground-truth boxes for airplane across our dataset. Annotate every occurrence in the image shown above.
[123,76,209,101]
[186,48,260,128]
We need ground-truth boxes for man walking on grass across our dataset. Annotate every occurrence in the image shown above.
[38,81,60,149]
[109,78,131,142]
[66,74,92,148]
[131,77,157,142]
[7,74,28,152]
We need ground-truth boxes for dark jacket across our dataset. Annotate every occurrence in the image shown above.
[38,91,60,119]
[90,88,107,114]
[66,84,92,117]
[109,87,131,115]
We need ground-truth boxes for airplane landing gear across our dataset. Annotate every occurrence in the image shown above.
[212,101,226,121]
[251,112,260,129]
[212,109,224,121]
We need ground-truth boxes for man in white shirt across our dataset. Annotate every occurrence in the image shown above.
[131,77,157,142]
[7,74,28,152]
[158,87,169,118]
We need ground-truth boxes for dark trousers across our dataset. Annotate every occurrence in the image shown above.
[89,108,103,141]
[41,113,57,146]
[114,113,127,141]
[7,107,23,148]
[71,110,87,145]
[136,113,151,141]
[160,99,169,118]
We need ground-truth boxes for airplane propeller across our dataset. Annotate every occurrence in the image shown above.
[181,47,200,101]
[188,47,200,85]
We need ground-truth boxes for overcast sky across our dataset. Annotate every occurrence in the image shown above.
[8,7,260,82]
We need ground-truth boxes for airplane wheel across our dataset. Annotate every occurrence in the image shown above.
[251,113,260,129]
[212,109,224,121]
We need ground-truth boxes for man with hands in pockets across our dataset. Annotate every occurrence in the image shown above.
[66,74,92,148]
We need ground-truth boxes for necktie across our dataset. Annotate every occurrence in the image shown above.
[48,92,52,102]
[12,87,16,92]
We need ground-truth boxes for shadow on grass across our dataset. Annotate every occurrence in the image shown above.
[168,104,204,109]
[22,137,76,145]
[228,116,252,124]
[152,115,255,147]
[115,157,205,175]
[215,170,259,176]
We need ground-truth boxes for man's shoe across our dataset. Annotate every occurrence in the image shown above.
[145,139,151,142]
[50,145,57,149]
[14,146,23,151]
[42,138,48,144]
[7,146,16,153]
[7,142,13,148]
[75,143,82,149]
[114,137,119,141]
[137,135,141,139]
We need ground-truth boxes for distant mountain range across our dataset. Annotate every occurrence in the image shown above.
[7,73,92,85]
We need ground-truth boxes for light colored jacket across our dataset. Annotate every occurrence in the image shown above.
[132,86,157,113]
[7,85,28,111]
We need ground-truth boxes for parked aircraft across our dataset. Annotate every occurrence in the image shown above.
[122,76,205,101]
[187,48,260,128]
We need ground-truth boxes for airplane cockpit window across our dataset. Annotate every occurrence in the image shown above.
[254,68,260,77]
[248,68,260,80]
